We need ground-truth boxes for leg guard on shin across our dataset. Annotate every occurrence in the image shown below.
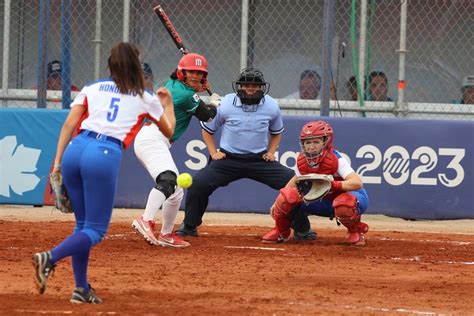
[155,170,177,199]
[333,193,368,245]
[263,187,302,243]
[333,193,359,224]
[271,187,302,232]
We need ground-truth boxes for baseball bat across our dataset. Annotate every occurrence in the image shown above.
[153,4,212,96]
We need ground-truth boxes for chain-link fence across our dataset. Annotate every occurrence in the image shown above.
[0,0,473,119]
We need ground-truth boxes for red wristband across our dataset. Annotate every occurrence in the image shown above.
[331,181,342,191]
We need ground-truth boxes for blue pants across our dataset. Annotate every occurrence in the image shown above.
[291,188,369,233]
[62,132,122,245]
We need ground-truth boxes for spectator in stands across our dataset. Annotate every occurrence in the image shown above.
[46,60,79,91]
[299,70,321,99]
[286,70,336,100]
[460,75,474,104]
[347,76,359,101]
[285,70,321,99]
[347,75,369,101]
[367,71,392,101]
[141,62,154,91]
[329,80,337,101]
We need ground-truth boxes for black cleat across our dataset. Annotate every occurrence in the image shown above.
[175,222,198,237]
[32,251,56,294]
[293,229,317,241]
[70,284,103,304]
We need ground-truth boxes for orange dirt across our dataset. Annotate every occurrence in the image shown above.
[1,220,473,315]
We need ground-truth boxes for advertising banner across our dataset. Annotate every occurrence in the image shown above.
[1,109,472,219]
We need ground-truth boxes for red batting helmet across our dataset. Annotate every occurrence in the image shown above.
[176,53,208,82]
[299,120,334,167]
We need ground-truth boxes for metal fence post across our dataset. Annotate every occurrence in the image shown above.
[36,0,50,109]
[358,0,368,111]
[2,0,11,107]
[320,0,336,116]
[61,0,72,109]
[94,0,103,81]
[123,0,130,42]
[240,0,249,71]
[396,0,409,117]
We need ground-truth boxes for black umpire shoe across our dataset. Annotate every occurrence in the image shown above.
[175,222,198,237]
[293,229,317,241]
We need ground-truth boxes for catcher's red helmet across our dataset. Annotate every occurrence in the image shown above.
[176,53,208,82]
[299,120,334,167]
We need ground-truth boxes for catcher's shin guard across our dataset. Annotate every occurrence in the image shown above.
[333,193,369,246]
[275,216,291,234]
[271,187,302,232]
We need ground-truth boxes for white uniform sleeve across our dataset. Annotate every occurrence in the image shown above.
[145,93,164,122]
[70,86,88,108]
[337,155,356,179]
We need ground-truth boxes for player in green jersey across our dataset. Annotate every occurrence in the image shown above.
[132,53,220,247]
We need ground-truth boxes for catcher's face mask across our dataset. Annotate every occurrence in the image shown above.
[299,120,334,168]
[302,137,324,154]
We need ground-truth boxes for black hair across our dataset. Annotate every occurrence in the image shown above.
[300,69,321,82]
[368,71,388,84]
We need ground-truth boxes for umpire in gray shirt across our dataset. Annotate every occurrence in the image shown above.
[176,68,295,237]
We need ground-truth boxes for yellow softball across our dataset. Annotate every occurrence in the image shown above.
[177,172,193,189]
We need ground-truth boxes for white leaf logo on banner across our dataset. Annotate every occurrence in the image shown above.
[0,136,41,197]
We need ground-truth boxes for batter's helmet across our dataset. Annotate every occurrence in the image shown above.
[176,53,208,82]
[232,68,270,111]
[299,120,334,167]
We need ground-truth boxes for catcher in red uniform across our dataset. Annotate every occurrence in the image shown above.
[262,120,369,246]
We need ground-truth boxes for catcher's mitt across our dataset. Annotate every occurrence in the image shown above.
[295,173,334,203]
[49,172,73,213]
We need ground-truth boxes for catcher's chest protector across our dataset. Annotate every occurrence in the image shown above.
[297,152,338,175]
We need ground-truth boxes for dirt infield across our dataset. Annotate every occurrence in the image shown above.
[1,205,473,315]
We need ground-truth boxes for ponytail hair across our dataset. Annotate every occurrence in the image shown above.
[108,42,145,97]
